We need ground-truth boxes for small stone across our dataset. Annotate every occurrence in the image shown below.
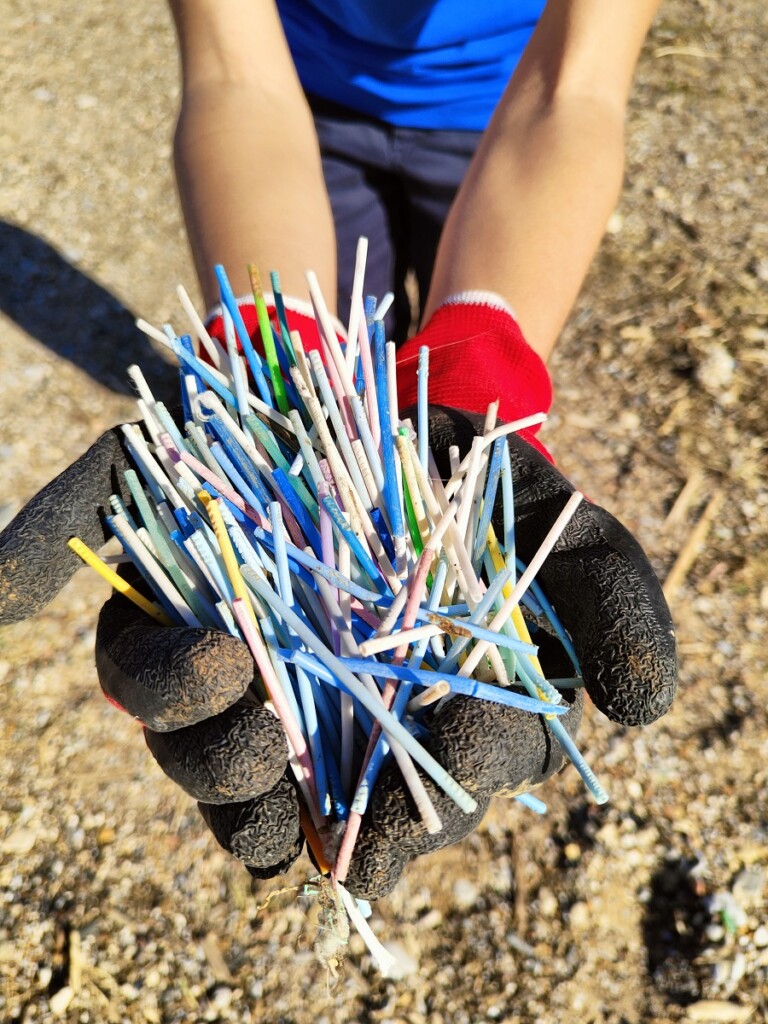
[1,827,36,855]
[696,345,736,393]
[48,986,74,1016]
[625,778,644,800]
[564,843,581,863]
[712,962,730,987]
[452,879,479,910]
[568,902,590,931]
[0,942,17,963]
[753,925,768,948]
[618,410,641,433]
[732,866,765,910]
[538,887,558,917]
[685,1000,753,1022]
[606,211,624,234]
[706,923,725,943]
[730,953,746,986]
[380,942,418,980]
[97,826,116,846]
[210,986,233,1011]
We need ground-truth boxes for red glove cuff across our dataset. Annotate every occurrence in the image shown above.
[396,298,554,461]
[205,296,340,363]
[206,295,553,460]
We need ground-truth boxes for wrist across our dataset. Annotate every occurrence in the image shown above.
[396,296,554,460]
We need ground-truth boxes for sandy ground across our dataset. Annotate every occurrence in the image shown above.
[1,2,767,1022]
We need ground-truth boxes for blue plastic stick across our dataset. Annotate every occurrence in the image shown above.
[413,607,539,657]
[500,440,516,574]
[243,570,477,814]
[271,500,332,821]
[350,558,449,814]
[320,493,389,593]
[269,271,297,365]
[512,654,608,803]
[281,652,568,717]
[272,468,323,556]
[170,338,237,409]
[515,792,548,814]
[519,565,581,674]
[417,345,429,473]
[373,320,404,543]
[222,304,251,420]
[214,264,273,406]
[472,436,506,568]
[435,566,516,673]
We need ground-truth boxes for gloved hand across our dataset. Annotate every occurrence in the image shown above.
[0,295,677,902]
[0,427,303,878]
[340,297,677,898]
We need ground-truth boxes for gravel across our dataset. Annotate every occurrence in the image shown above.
[1,2,766,1022]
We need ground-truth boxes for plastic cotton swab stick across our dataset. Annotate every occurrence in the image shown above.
[77,257,618,972]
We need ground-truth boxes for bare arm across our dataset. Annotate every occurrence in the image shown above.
[167,0,336,311]
[423,0,662,361]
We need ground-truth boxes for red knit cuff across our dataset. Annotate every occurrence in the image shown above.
[205,298,338,363]
[396,300,553,461]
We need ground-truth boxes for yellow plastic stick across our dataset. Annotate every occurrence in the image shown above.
[486,526,556,716]
[486,527,544,677]
[197,492,252,613]
[67,537,172,626]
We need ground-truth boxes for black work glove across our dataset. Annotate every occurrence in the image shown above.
[0,428,303,877]
[342,406,677,899]
[0,408,677,900]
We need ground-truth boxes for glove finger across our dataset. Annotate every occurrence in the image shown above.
[144,692,288,803]
[342,825,408,902]
[370,763,493,858]
[424,408,677,728]
[369,689,583,855]
[0,428,129,623]
[527,498,677,727]
[345,690,583,899]
[198,773,304,875]
[97,592,255,730]
[427,686,584,798]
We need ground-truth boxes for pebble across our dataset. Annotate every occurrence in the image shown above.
[568,902,590,931]
[48,986,74,1016]
[538,887,559,918]
[753,925,768,948]
[732,866,765,909]
[696,345,736,393]
[380,942,419,980]
[685,1000,753,1023]
[1,827,37,855]
[452,879,479,910]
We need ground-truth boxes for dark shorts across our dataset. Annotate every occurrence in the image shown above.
[308,94,482,344]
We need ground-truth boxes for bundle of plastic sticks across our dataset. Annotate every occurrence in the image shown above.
[70,251,605,973]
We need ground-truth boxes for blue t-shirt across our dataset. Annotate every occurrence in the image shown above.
[276,0,546,130]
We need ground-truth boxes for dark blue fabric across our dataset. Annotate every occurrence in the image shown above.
[277,0,545,130]
[309,95,481,343]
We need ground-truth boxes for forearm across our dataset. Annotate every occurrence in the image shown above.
[168,0,336,310]
[424,0,661,361]
[424,93,626,360]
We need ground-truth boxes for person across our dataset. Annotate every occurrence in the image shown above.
[0,0,676,899]
[169,0,663,355]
